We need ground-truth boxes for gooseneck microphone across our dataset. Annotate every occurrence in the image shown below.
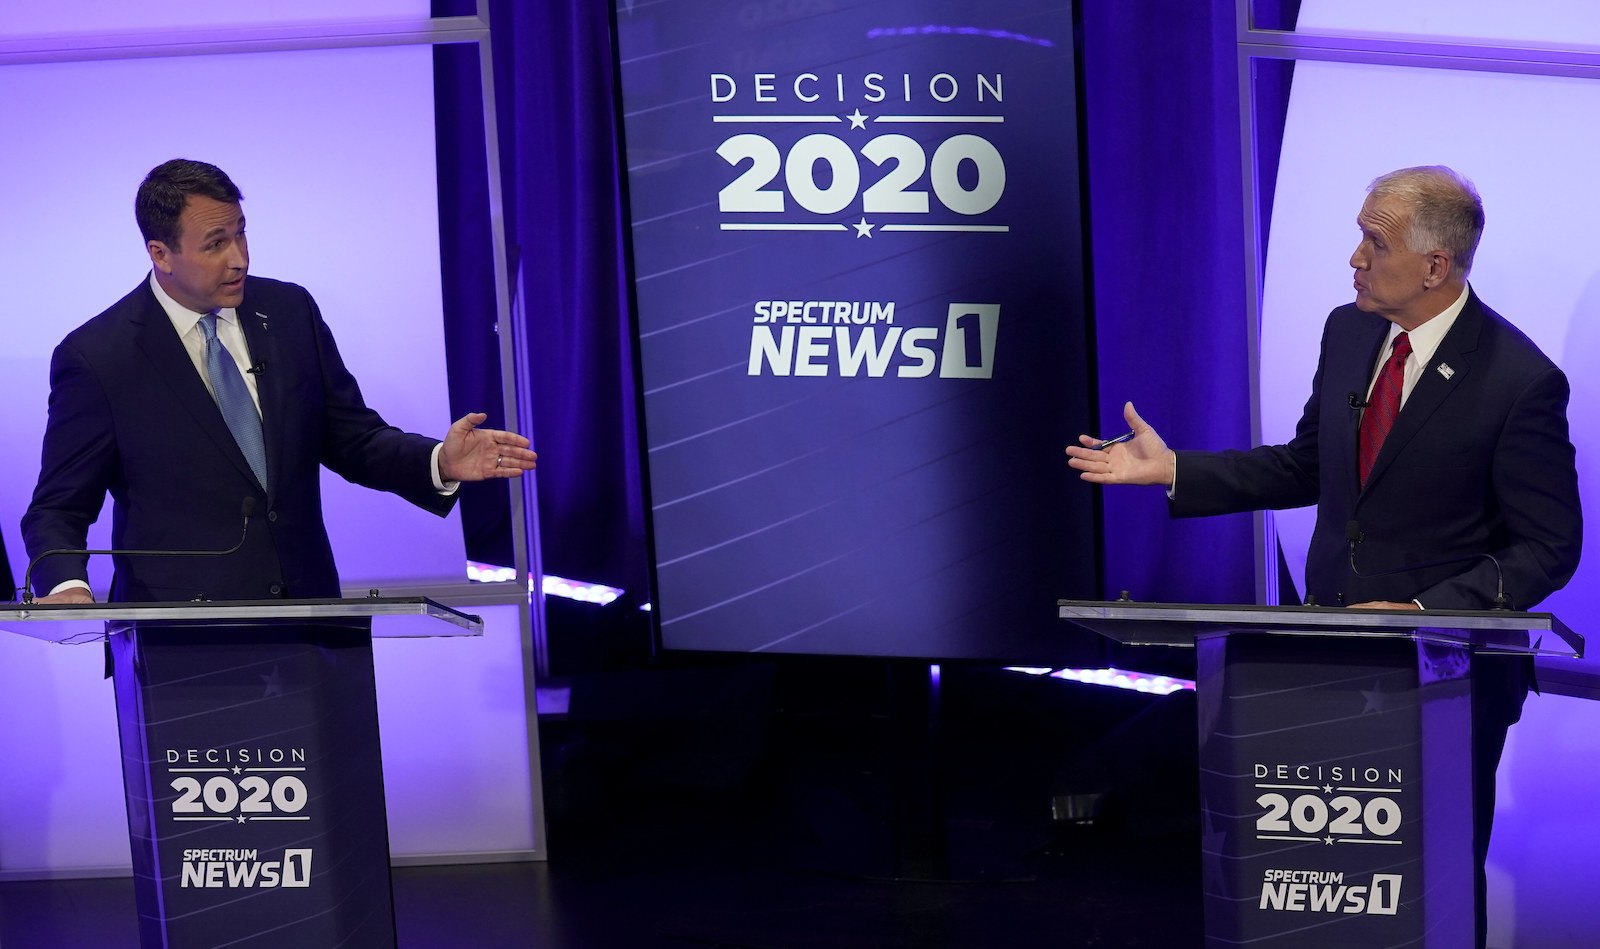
[19,499,258,604]
[1345,520,1510,610]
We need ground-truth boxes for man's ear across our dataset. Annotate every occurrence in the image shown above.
[148,240,173,274]
[1424,250,1453,289]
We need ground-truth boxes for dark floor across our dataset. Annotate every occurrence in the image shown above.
[0,660,1207,948]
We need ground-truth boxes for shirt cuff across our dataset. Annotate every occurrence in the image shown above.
[431,443,460,496]
[49,579,92,597]
[1166,452,1178,500]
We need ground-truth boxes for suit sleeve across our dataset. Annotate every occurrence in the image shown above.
[1417,365,1581,610]
[1169,326,1328,518]
[20,341,119,595]
[305,290,457,517]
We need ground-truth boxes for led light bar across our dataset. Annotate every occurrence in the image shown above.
[465,562,624,606]
[1004,665,1195,695]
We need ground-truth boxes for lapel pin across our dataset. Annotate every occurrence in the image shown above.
[1437,363,1454,380]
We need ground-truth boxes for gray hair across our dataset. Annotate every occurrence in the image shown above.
[1367,166,1485,277]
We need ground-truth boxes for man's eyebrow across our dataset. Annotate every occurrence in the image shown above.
[200,217,244,242]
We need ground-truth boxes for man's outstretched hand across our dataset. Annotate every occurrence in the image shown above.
[1065,401,1176,487]
[439,413,538,482]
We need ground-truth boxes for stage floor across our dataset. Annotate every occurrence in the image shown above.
[0,823,1203,949]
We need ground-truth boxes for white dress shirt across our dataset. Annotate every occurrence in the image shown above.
[1362,282,1471,408]
[149,271,263,413]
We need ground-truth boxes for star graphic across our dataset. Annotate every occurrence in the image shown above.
[1324,835,1335,845]
[852,217,875,238]
[233,766,243,775]
[1360,683,1388,714]
[236,815,247,824]
[846,109,868,129]
[1323,784,1333,794]
[261,666,286,699]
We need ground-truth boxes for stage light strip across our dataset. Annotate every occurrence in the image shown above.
[543,575,623,606]
[864,25,1055,48]
[1004,666,1196,695]
[465,562,624,606]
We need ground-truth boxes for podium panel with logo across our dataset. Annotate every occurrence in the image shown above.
[1058,601,1581,949]
[2,597,480,949]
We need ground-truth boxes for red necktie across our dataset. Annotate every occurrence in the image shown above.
[1358,332,1411,488]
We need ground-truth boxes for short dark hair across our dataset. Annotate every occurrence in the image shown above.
[135,159,244,249]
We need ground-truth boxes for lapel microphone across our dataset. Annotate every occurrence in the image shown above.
[1345,520,1510,610]
[19,499,258,604]
[1347,391,1369,409]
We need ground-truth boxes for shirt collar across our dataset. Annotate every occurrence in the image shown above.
[1382,282,1470,365]
[148,271,238,333]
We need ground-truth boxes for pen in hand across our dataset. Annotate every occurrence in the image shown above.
[1096,431,1136,450]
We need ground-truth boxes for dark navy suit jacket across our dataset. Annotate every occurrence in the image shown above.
[22,276,456,601]
[1172,289,1581,614]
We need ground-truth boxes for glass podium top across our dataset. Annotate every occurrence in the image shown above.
[0,596,482,644]
[1058,599,1582,659]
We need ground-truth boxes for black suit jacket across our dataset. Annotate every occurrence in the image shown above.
[22,275,456,601]
[1172,289,1581,613]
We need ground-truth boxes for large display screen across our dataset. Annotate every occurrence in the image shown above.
[613,0,1100,660]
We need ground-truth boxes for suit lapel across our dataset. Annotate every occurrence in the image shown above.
[1361,292,1482,493]
[131,280,264,492]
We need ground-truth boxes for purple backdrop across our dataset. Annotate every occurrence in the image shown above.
[472,0,1259,634]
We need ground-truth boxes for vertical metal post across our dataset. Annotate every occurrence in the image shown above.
[1237,0,1276,606]
[476,0,548,859]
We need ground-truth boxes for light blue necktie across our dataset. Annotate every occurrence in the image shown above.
[199,313,269,491]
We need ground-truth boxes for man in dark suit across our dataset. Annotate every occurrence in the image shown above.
[22,158,536,604]
[1066,166,1581,946]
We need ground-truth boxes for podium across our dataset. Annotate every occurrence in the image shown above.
[0,597,481,949]
[1057,600,1582,949]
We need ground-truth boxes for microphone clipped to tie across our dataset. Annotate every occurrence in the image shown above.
[1345,519,1510,610]
[19,498,259,604]
[1347,391,1369,410]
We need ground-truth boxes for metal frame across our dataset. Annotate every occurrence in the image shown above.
[1233,3,1600,605]
[0,3,547,863]
[0,16,487,64]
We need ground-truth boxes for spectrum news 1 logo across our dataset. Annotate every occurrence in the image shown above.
[1259,869,1401,915]
[748,301,998,379]
[181,847,313,889]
